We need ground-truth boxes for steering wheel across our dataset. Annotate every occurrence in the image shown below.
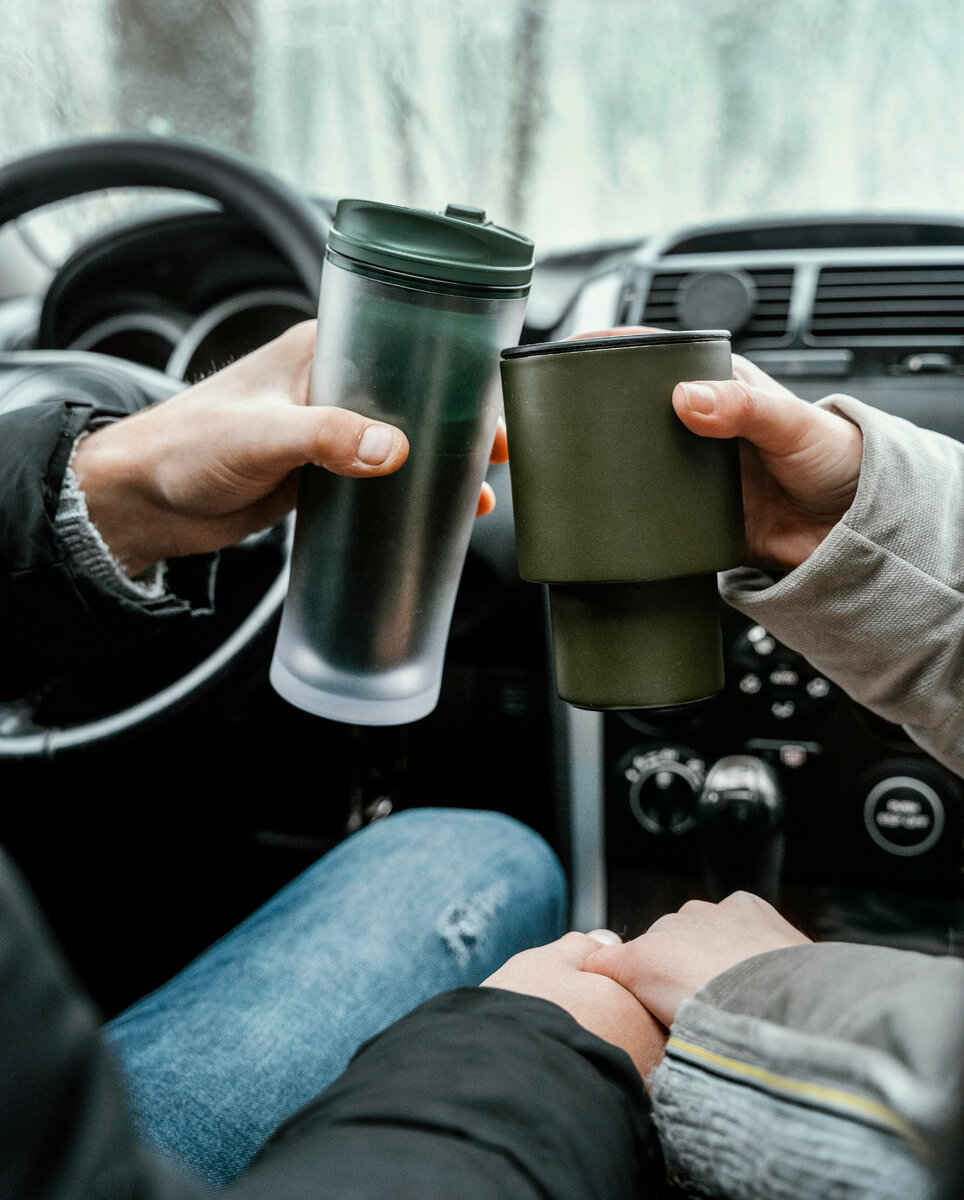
[0,135,329,760]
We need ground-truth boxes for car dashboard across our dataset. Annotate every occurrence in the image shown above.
[3,207,964,1012]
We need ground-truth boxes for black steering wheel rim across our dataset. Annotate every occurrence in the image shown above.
[0,134,327,760]
[0,134,328,301]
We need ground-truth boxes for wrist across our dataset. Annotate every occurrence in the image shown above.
[72,426,164,577]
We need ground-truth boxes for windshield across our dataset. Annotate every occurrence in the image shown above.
[2,0,963,254]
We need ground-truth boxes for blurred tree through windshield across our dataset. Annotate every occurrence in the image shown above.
[1,0,963,251]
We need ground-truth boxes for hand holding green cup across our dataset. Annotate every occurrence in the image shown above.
[499,330,745,709]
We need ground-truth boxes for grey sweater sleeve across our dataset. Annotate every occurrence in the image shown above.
[647,398,964,1197]
[719,394,964,776]
[649,943,964,1200]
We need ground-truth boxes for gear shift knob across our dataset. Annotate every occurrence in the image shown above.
[698,755,785,904]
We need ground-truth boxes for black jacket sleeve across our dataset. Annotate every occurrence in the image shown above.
[0,847,203,1200]
[226,988,652,1200]
[0,843,652,1200]
[0,399,214,696]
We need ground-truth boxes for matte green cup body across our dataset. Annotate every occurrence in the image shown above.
[499,332,745,709]
[500,335,744,583]
[548,575,725,709]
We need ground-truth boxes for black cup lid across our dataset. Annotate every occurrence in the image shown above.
[501,330,730,359]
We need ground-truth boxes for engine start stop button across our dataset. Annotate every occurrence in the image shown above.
[863,776,945,857]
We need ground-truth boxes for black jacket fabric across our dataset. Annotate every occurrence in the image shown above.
[0,847,652,1199]
[0,398,214,697]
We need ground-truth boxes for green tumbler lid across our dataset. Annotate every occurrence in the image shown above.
[327,198,534,289]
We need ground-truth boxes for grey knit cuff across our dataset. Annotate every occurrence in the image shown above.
[54,433,170,603]
[649,1051,934,1200]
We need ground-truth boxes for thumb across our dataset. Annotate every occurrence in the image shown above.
[672,376,823,459]
[581,940,643,993]
[547,929,623,969]
[251,405,410,478]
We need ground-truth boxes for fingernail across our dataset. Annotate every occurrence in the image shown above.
[681,384,717,416]
[357,425,393,464]
[587,928,622,946]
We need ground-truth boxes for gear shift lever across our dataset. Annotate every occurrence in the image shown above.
[698,755,785,904]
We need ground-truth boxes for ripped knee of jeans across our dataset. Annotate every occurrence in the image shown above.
[436,880,510,967]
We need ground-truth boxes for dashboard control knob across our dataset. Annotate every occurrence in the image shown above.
[863,776,945,857]
[622,746,704,836]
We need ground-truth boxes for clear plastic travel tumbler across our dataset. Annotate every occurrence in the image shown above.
[270,199,533,725]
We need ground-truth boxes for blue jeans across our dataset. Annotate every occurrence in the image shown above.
[106,808,567,1189]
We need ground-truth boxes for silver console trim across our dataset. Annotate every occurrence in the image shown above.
[552,692,607,931]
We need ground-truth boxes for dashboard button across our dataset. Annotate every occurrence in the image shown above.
[863,777,945,857]
[739,673,762,695]
[731,623,839,723]
[778,743,809,769]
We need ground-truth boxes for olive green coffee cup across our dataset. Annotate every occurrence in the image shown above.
[499,331,745,709]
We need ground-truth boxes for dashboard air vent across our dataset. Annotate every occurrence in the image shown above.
[643,268,792,341]
[810,265,964,341]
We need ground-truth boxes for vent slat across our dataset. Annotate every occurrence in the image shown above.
[811,316,964,330]
[814,300,964,315]
[818,269,964,286]
[816,284,964,300]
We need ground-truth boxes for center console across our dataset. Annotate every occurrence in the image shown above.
[557,605,964,947]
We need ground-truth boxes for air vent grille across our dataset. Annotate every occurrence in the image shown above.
[642,268,793,340]
[811,265,964,340]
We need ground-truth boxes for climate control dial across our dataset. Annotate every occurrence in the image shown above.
[620,745,706,836]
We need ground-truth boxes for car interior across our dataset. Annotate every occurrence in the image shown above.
[1,2,963,1030]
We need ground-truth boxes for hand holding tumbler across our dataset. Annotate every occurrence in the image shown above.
[271,200,533,725]
[500,332,744,709]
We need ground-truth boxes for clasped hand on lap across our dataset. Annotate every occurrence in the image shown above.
[482,896,809,1084]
